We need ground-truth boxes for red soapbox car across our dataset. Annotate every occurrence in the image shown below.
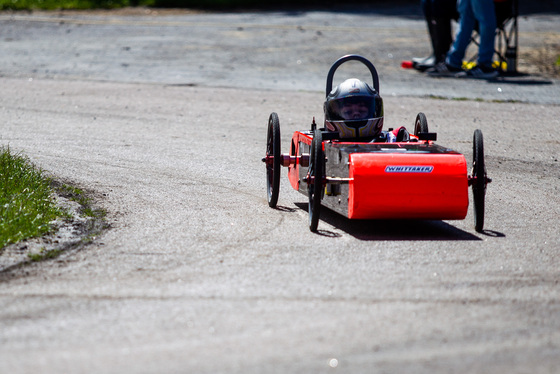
[263,55,491,232]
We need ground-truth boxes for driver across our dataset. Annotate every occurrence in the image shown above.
[324,78,409,142]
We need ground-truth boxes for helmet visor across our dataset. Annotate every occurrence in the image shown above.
[328,96,378,121]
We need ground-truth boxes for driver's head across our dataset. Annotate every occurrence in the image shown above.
[324,78,384,138]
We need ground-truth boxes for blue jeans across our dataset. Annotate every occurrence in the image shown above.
[446,0,496,67]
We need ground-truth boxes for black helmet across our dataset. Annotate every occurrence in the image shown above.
[324,78,384,138]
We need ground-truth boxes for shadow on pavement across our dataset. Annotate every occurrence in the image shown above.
[490,73,554,86]
[293,203,503,241]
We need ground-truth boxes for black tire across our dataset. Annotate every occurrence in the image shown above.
[414,112,429,136]
[472,129,486,232]
[308,129,324,232]
[266,112,281,208]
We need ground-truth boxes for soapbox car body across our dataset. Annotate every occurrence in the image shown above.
[263,55,491,232]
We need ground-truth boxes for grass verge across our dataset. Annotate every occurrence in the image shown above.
[0,146,63,249]
[1,0,370,11]
[0,0,153,10]
[54,182,106,220]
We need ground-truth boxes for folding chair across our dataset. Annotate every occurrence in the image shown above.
[468,0,519,73]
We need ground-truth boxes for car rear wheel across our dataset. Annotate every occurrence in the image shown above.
[414,112,429,136]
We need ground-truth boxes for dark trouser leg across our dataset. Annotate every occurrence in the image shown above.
[412,16,438,70]
[412,0,437,70]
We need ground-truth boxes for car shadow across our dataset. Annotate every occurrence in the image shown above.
[294,203,499,241]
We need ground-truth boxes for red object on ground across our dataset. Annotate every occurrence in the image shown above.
[401,60,413,69]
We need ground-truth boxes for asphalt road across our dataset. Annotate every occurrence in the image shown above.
[1,6,559,374]
[1,5,560,103]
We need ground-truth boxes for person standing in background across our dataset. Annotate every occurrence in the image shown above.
[428,0,499,79]
[412,0,458,71]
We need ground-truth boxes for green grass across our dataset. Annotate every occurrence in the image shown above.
[0,0,152,10]
[28,247,61,261]
[0,0,258,10]
[55,183,106,219]
[0,147,63,249]
[0,0,336,10]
